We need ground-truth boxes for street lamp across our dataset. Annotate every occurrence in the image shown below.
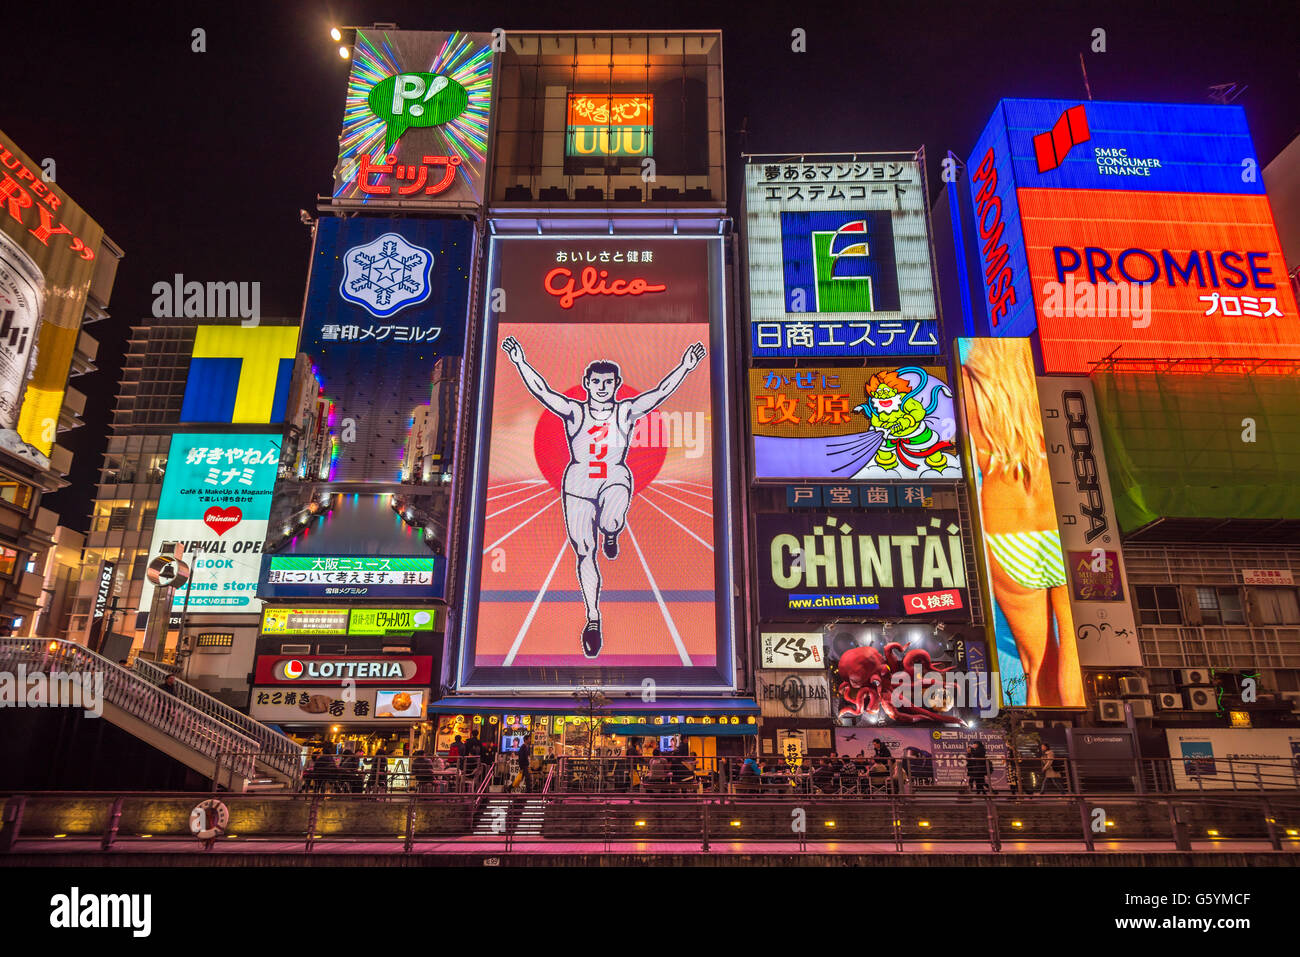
[329,22,398,60]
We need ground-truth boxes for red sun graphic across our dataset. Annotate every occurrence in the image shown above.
[532,385,667,496]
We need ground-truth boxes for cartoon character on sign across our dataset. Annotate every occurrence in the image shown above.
[847,368,956,475]
[501,336,705,658]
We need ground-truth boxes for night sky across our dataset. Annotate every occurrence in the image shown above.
[5,0,1297,529]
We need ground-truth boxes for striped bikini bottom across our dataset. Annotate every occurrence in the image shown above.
[986,529,1068,590]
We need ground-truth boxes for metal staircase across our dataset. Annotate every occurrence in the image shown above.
[472,796,546,837]
[0,639,301,791]
[131,657,302,788]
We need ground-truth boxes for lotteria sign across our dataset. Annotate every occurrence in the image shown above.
[966,97,1300,373]
[254,655,433,685]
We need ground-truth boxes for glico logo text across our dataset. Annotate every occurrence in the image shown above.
[1062,390,1107,543]
[970,148,1017,327]
[543,266,667,309]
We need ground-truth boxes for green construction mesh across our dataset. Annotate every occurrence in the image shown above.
[1091,369,1300,531]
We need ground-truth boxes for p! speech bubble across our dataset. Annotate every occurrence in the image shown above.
[369,71,470,150]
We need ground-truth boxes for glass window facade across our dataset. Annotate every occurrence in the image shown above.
[493,32,724,205]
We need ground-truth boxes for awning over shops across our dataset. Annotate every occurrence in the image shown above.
[602,722,756,736]
[428,696,759,716]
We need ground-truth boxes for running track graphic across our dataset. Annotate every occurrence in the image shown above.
[473,478,717,669]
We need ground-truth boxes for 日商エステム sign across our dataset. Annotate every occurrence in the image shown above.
[744,157,940,359]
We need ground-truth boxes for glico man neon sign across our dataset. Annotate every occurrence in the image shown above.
[543,266,667,310]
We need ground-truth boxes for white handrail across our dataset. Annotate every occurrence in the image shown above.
[133,658,303,785]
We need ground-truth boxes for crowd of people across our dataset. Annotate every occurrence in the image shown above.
[299,727,506,794]
[295,729,1071,796]
[737,740,1068,796]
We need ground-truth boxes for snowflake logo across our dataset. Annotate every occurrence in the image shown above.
[338,232,434,318]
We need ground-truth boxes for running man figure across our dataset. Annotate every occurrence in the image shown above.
[501,336,706,658]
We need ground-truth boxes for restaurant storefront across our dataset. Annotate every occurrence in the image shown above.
[428,698,760,765]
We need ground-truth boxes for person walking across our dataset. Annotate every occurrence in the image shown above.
[1039,743,1065,794]
[412,749,435,792]
[310,749,339,794]
[463,728,484,787]
[338,748,361,793]
[515,734,532,793]
[367,748,390,796]
[870,738,894,793]
[966,741,990,795]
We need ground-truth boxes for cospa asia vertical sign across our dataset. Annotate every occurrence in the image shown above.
[334,29,496,207]
[1038,377,1141,667]
[138,433,279,619]
[744,156,940,359]
[458,236,737,692]
[0,130,105,458]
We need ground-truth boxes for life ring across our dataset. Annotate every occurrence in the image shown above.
[189,799,229,842]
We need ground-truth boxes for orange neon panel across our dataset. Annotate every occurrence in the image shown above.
[1017,188,1300,374]
[566,94,654,128]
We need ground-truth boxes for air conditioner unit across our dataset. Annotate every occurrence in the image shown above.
[1127,699,1154,719]
[1118,676,1150,696]
[1180,668,1212,687]
[1156,692,1184,710]
[1280,691,1300,713]
[1185,687,1218,711]
[280,643,311,655]
[1019,719,1045,730]
[1096,699,1125,722]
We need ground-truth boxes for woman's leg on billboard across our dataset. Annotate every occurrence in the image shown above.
[988,556,1052,707]
[1049,585,1083,707]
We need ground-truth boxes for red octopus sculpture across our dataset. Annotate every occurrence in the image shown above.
[835,642,963,724]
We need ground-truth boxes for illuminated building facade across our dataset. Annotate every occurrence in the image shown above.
[0,129,121,636]
[75,317,300,705]
[933,99,1300,744]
